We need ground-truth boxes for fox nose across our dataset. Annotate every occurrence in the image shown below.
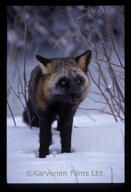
[70,93,81,100]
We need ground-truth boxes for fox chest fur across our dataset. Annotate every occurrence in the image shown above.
[23,50,91,158]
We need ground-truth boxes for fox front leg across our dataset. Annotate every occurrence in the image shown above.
[58,114,73,153]
[39,116,52,158]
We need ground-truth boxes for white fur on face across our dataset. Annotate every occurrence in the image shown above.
[46,67,89,100]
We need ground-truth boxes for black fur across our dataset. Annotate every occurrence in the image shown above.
[23,100,75,158]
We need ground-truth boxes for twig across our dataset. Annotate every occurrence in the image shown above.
[23,9,32,128]
[8,81,25,108]
[70,165,79,183]
[110,167,113,183]
[103,7,124,68]
[78,107,124,121]
[89,71,118,122]
[7,100,16,127]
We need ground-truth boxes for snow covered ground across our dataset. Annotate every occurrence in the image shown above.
[7,114,124,183]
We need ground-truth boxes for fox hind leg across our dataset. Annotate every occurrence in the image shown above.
[23,100,39,127]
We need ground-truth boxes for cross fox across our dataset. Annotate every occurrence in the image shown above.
[23,50,92,158]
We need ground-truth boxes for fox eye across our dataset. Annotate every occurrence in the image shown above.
[75,77,82,85]
[76,79,81,84]
[58,77,69,87]
[61,80,67,86]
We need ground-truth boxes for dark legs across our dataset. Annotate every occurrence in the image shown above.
[39,117,52,158]
[39,112,74,158]
[58,115,73,153]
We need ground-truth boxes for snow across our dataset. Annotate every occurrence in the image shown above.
[7,114,124,183]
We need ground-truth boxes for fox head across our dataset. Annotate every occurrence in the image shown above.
[35,50,91,105]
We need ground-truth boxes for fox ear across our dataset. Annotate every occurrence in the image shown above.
[36,55,50,66]
[35,55,51,74]
[76,50,92,73]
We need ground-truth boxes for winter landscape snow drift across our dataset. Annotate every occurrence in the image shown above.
[7,114,124,183]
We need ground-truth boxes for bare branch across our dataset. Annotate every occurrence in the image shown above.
[7,100,16,127]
